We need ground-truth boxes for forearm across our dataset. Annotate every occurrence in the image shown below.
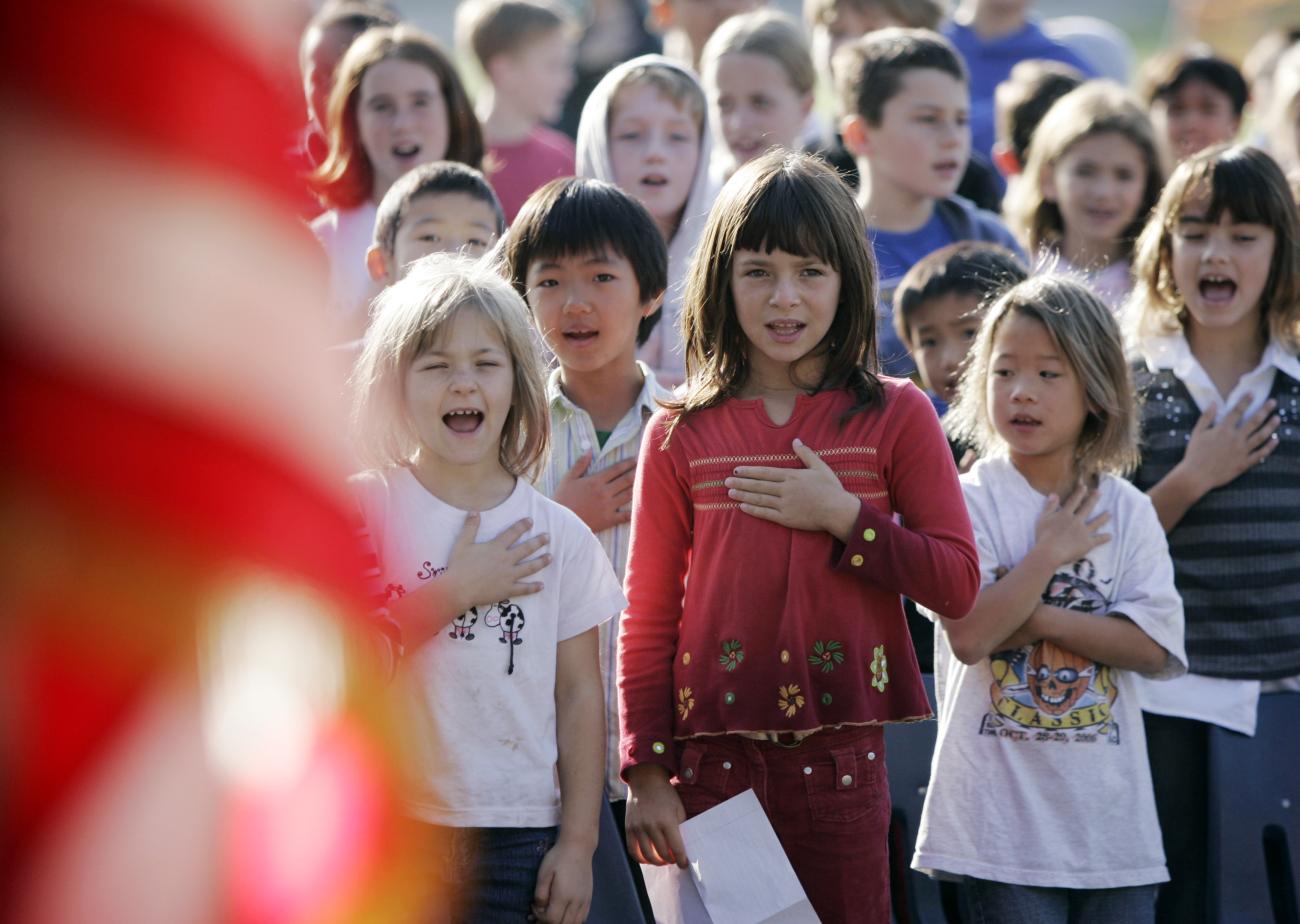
[941,547,1060,664]
[1031,605,1169,674]
[555,666,604,853]
[388,577,463,649]
[1146,462,1206,533]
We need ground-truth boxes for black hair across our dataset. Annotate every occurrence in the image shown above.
[1143,47,1249,116]
[372,161,505,259]
[893,242,1028,343]
[502,177,668,346]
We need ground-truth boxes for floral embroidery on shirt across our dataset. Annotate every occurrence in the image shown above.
[678,687,695,720]
[809,640,845,673]
[384,582,406,600]
[778,684,805,718]
[871,645,889,692]
[719,639,745,671]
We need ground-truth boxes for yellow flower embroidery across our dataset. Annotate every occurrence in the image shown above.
[777,683,805,718]
[871,645,890,692]
[677,686,695,720]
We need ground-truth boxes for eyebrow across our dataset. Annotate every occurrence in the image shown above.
[533,252,615,271]
[409,215,497,232]
[422,346,505,358]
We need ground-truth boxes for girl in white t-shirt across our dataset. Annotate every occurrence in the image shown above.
[915,275,1186,922]
[350,254,624,923]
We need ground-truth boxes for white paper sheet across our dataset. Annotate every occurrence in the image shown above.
[644,789,820,924]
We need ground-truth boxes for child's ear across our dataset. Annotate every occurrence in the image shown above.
[643,290,666,318]
[366,245,391,284]
[992,142,1020,178]
[840,113,872,157]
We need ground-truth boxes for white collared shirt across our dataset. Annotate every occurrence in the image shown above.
[536,362,669,797]
[1133,331,1300,733]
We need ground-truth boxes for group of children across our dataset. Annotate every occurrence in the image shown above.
[293,0,1300,921]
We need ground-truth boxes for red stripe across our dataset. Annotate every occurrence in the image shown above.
[3,345,367,610]
[0,0,304,212]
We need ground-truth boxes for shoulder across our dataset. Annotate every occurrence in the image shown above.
[876,377,941,427]
[945,197,1020,249]
[1099,473,1160,522]
[532,126,576,157]
[959,456,1009,496]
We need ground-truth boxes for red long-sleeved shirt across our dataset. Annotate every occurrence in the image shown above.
[618,380,979,778]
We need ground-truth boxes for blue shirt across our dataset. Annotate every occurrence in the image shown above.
[943,20,1095,175]
[868,197,1023,379]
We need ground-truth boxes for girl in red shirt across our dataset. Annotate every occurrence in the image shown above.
[618,150,980,923]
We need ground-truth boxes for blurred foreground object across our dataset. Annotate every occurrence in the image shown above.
[0,2,430,921]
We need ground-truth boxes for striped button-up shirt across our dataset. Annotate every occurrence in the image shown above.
[536,362,668,799]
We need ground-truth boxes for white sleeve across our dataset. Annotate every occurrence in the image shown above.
[555,512,627,641]
[1110,490,1187,681]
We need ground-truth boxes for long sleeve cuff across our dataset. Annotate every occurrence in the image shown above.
[832,502,896,575]
[620,734,678,783]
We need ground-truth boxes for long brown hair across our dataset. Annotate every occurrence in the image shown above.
[662,150,882,442]
[311,25,484,211]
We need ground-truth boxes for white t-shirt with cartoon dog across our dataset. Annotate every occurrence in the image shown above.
[913,457,1187,889]
[354,467,625,828]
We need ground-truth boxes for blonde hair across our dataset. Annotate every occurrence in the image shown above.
[700,10,816,97]
[350,254,549,479]
[947,275,1140,477]
[1007,81,1163,262]
[609,63,707,130]
[1127,144,1300,352]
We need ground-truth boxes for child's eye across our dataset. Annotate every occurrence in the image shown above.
[594,273,616,283]
[962,327,979,340]
[476,360,500,368]
[801,267,825,277]
[1233,233,1257,243]
[919,337,937,349]
[1040,370,1060,379]
[615,131,641,142]
[752,96,771,110]
[992,368,1012,377]
[418,233,441,244]
[744,268,769,278]
[671,132,692,143]
[535,278,558,288]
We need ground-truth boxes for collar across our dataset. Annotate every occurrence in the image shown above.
[1141,330,1300,384]
[547,360,667,421]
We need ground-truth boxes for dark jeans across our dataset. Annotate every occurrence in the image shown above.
[1144,712,1210,924]
[965,878,1158,924]
[426,825,557,923]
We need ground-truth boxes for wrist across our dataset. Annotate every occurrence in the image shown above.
[827,494,861,543]
[554,829,599,856]
[1169,459,1209,501]
[626,762,673,790]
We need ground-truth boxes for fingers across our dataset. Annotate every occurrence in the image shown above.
[1193,403,1217,432]
[533,866,553,913]
[1248,432,1280,466]
[1245,400,1278,437]
[1087,531,1113,551]
[1227,394,1253,426]
[1074,488,1102,518]
[563,450,593,481]
[664,825,690,869]
[509,531,550,558]
[602,458,639,484]
[496,517,534,550]
[1063,483,1089,513]
[453,510,482,551]
[726,476,781,497]
[1085,510,1112,533]
[792,437,827,469]
[731,465,786,483]
[513,551,552,580]
[738,502,782,523]
[509,580,545,598]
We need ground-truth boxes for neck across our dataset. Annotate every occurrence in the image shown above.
[1186,318,1267,399]
[858,170,936,233]
[655,208,684,246]
[1059,230,1120,271]
[1011,450,1083,499]
[560,361,646,432]
[479,91,537,146]
[410,451,516,512]
[955,2,1025,40]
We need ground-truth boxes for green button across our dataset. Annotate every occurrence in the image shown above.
[821,693,833,705]
[724,691,736,705]
[863,528,876,542]
[652,741,666,755]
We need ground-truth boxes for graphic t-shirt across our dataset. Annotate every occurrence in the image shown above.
[353,468,626,827]
[912,457,1186,889]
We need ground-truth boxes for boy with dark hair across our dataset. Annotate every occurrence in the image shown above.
[456,0,579,222]
[1140,46,1248,163]
[365,161,505,285]
[992,57,1084,178]
[502,176,669,921]
[836,27,1022,377]
[893,241,1027,412]
[942,0,1095,173]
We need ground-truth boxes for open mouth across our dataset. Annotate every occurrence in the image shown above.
[766,320,805,343]
[1010,413,1041,428]
[443,408,483,433]
[1199,275,1236,304]
[640,174,669,188]
[563,329,599,344]
[934,160,960,174]
[393,142,421,160]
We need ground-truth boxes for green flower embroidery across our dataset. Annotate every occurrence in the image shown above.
[778,683,805,718]
[718,639,745,671]
[870,645,890,692]
[808,640,845,673]
[821,692,833,706]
